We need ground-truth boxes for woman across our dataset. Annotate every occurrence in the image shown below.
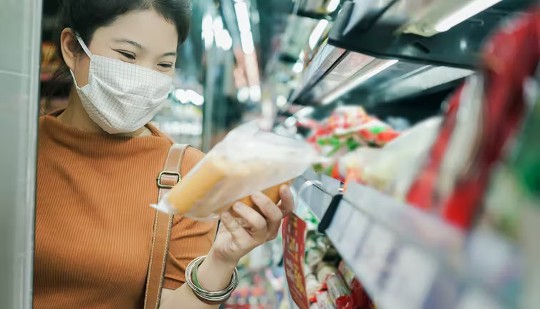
[35,1,294,308]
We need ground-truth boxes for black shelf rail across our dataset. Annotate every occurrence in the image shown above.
[328,0,535,69]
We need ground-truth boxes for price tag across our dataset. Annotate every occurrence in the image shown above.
[382,247,438,309]
[457,289,502,309]
[339,209,370,261]
[355,224,395,289]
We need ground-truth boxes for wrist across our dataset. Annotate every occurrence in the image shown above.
[196,251,237,292]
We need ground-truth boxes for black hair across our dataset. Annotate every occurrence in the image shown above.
[44,0,192,104]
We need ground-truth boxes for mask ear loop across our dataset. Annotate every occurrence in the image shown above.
[70,34,93,88]
[75,34,93,58]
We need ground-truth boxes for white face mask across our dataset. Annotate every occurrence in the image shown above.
[70,35,173,134]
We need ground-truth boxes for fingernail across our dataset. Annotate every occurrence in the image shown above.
[252,191,265,201]
[221,211,232,220]
[233,202,247,212]
[280,185,290,196]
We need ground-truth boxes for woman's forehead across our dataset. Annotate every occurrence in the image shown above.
[92,10,178,53]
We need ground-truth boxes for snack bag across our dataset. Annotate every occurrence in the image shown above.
[326,273,355,309]
[338,261,370,309]
[316,291,336,309]
[152,121,319,220]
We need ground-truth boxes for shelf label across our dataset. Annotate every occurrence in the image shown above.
[327,201,353,241]
[355,224,395,289]
[282,213,309,309]
[457,289,502,309]
[339,209,370,261]
[382,247,438,309]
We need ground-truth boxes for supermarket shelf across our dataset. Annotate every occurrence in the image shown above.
[293,48,472,105]
[289,42,347,104]
[292,0,343,20]
[328,0,535,69]
[291,169,341,220]
[293,171,522,309]
[296,9,334,20]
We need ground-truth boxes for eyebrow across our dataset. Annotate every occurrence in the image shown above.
[113,38,144,50]
[162,52,177,57]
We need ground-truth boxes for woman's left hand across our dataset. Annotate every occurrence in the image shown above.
[209,185,294,266]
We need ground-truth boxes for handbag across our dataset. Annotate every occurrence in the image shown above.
[144,144,190,309]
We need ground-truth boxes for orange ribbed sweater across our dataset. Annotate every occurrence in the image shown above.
[34,112,217,309]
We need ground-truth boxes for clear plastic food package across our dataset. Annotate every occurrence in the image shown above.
[152,121,320,220]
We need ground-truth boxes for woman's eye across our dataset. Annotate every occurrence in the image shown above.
[117,51,136,60]
[158,63,173,69]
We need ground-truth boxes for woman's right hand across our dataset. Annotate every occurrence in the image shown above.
[210,185,294,266]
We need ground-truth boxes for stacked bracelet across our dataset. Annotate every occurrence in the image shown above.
[185,256,239,303]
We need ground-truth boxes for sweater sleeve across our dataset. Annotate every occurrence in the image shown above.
[163,148,218,289]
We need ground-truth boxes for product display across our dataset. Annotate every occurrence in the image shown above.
[284,209,375,309]
[407,9,540,230]
[338,262,370,309]
[153,121,319,220]
[301,106,400,182]
[279,4,539,309]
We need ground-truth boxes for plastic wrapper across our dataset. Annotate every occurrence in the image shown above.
[306,274,321,300]
[408,9,539,228]
[326,273,355,309]
[152,121,320,220]
[338,117,441,194]
[316,263,338,284]
[316,291,336,309]
[338,261,371,309]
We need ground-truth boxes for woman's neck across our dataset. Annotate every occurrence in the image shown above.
[57,88,150,137]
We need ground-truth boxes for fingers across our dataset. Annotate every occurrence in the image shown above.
[219,211,250,240]
[232,202,268,241]
[279,185,294,217]
[251,191,283,241]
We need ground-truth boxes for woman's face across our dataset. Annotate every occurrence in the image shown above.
[62,10,179,87]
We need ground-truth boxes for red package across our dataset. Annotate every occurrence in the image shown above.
[407,9,540,229]
[338,261,370,308]
[375,130,400,145]
[359,129,376,143]
[326,273,355,309]
[316,291,336,309]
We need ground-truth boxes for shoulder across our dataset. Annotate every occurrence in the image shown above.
[180,146,205,176]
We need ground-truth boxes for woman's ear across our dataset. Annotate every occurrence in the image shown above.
[60,28,80,71]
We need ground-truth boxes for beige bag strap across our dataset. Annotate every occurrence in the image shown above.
[144,143,190,309]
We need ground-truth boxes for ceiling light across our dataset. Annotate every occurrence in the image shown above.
[185,89,204,106]
[295,107,314,119]
[326,0,340,13]
[237,87,250,103]
[202,14,214,49]
[174,89,190,104]
[284,117,297,127]
[234,2,251,33]
[240,31,255,54]
[276,95,288,108]
[309,20,329,49]
[434,0,502,32]
[213,16,223,32]
[292,61,304,74]
[321,59,398,104]
[250,85,262,102]
[218,30,233,51]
